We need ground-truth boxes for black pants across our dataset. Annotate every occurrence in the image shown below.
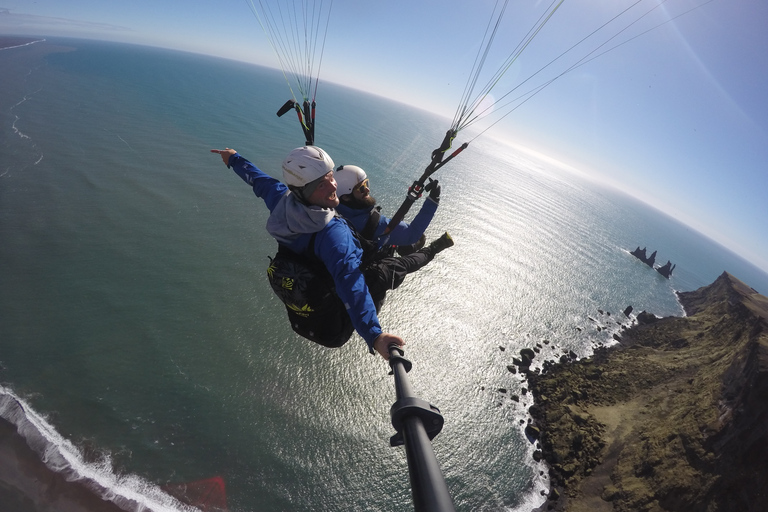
[363,248,435,311]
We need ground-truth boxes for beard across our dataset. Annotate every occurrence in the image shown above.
[341,194,377,210]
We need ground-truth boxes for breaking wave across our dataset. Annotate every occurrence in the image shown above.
[0,385,198,512]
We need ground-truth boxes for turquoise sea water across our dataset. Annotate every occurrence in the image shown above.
[2,38,768,512]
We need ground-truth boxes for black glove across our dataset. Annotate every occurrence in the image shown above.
[425,179,441,203]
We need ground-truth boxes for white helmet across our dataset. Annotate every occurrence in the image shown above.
[282,146,335,188]
[334,165,367,196]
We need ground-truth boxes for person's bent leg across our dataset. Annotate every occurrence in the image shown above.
[363,232,454,301]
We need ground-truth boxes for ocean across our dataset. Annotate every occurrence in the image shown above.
[2,38,767,512]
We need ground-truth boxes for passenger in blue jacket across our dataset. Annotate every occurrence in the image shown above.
[332,163,454,309]
[334,164,443,255]
[210,146,406,360]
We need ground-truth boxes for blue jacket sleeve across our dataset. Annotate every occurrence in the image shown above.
[377,197,438,246]
[314,219,382,349]
[228,153,288,212]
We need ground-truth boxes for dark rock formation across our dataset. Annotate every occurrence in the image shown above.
[631,246,672,272]
[630,246,648,260]
[528,272,768,511]
[656,260,676,278]
[630,246,656,267]
[635,310,659,325]
[520,348,536,363]
[513,348,537,372]
[645,249,656,267]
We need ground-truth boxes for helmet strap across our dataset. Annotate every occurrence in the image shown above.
[289,186,311,206]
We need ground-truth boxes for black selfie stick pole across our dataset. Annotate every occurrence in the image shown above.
[388,345,456,512]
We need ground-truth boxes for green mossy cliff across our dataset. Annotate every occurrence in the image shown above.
[528,272,768,512]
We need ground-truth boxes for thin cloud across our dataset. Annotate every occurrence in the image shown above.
[0,9,131,35]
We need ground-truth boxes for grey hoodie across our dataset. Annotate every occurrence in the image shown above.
[266,191,335,246]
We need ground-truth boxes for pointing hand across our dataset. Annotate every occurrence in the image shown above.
[210,148,237,167]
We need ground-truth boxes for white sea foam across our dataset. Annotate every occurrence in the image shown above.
[0,386,198,512]
[0,38,46,51]
[10,91,41,141]
[11,114,30,140]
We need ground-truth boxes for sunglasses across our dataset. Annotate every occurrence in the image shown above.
[355,178,370,191]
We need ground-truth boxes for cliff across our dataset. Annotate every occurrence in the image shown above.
[528,272,768,512]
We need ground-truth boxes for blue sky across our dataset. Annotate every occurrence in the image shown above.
[2,0,767,273]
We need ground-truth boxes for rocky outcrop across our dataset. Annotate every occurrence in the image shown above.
[631,246,675,276]
[528,272,768,511]
[645,250,656,268]
[630,246,650,265]
[656,260,676,279]
[630,246,657,268]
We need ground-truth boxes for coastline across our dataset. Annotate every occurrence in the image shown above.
[526,272,768,511]
[0,36,46,51]
[0,417,127,512]
[4,271,765,512]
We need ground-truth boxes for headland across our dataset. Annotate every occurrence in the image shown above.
[527,272,768,511]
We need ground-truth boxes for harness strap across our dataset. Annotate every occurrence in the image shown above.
[361,207,382,240]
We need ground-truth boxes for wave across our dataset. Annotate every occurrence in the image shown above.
[0,385,198,512]
[7,75,44,170]
[0,37,46,51]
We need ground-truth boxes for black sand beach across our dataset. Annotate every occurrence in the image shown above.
[0,418,126,512]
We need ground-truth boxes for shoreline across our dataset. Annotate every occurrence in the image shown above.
[0,36,46,51]
[525,272,768,511]
[0,417,128,512]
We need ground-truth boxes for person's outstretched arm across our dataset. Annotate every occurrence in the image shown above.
[210,148,287,211]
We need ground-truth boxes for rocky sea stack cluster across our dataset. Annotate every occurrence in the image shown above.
[527,272,768,511]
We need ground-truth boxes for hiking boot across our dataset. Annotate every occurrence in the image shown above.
[428,232,454,254]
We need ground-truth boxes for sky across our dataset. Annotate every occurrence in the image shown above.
[2,0,767,273]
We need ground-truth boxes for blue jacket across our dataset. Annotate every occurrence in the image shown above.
[228,153,382,349]
[336,197,437,248]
